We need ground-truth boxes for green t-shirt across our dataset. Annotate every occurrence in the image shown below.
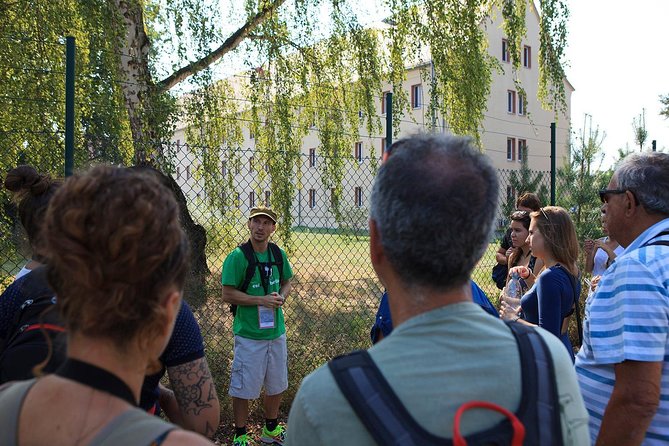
[221,245,293,340]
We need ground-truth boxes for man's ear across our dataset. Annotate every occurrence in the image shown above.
[369,219,384,268]
[625,190,638,216]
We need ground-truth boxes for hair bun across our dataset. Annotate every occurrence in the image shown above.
[4,165,51,196]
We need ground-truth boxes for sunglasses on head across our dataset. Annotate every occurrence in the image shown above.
[539,207,551,223]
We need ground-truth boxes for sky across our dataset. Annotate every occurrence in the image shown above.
[565,0,669,167]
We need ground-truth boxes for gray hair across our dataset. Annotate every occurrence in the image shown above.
[616,152,669,216]
[369,133,499,291]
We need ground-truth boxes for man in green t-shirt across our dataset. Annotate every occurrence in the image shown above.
[222,206,293,446]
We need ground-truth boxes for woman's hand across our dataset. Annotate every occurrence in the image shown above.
[590,275,601,292]
[584,239,595,254]
[505,246,515,258]
[509,265,530,280]
[499,300,521,321]
[594,239,613,255]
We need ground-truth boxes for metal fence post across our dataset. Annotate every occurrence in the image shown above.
[550,122,556,206]
[385,92,393,152]
[65,36,75,177]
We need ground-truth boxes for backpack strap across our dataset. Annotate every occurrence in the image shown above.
[328,350,424,446]
[232,241,285,316]
[268,242,284,281]
[238,240,257,293]
[329,323,563,446]
[643,230,669,247]
[554,264,583,346]
[505,321,563,446]
[0,379,38,446]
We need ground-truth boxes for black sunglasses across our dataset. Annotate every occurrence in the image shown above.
[599,189,627,203]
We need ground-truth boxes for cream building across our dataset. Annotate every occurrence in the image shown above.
[172,1,573,230]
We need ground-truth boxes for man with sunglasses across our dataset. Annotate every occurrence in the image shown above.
[576,152,669,445]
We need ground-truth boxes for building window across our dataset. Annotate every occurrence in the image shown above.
[354,187,363,207]
[506,185,515,201]
[249,191,255,208]
[381,138,387,154]
[502,39,509,63]
[381,91,390,115]
[265,191,271,206]
[518,95,525,116]
[518,139,527,162]
[507,90,516,114]
[221,160,227,176]
[411,84,423,109]
[523,46,531,68]
[354,142,363,162]
[507,138,516,161]
[309,148,316,167]
[249,156,254,172]
[308,189,316,208]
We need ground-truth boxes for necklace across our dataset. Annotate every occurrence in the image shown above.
[55,358,137,406]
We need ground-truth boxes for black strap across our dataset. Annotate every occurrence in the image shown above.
[555,264,582,346]
[55,358,137,406]
[238,241,284,294]
[506,322,563,446]
[328,322,561,445]
[643,230,669,248]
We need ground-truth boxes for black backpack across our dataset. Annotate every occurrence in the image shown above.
[328,321,563,446]
[229,240,284,316]
[0,267,67,384]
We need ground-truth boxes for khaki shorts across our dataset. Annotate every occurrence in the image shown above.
[229,334,288,399]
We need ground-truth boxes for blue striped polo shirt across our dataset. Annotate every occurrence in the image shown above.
[575,218,669,444]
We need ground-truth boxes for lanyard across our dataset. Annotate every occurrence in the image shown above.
[55,358,137,406]
[254,249,275,295]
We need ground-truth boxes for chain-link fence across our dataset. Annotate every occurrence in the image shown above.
[0,32,609,424]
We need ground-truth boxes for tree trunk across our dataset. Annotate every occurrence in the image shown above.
[132,164,211,309]
[112,0,153,164]
[114,2,210,307]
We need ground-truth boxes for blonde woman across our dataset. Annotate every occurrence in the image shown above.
[501,206,581,361]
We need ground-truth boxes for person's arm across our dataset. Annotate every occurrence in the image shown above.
[596,360,662,446]
[278,278,292,301]
[584,239,596,274]
[165,357,220,438]
[495,246,509,265]
[535,272,564,338]
[594,239,618,267]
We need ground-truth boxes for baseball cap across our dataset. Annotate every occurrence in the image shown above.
[248,206,277,223]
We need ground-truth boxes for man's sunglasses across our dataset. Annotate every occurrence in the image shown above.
[598,189,627,203]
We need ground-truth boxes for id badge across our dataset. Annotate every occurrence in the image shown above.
[258,305,275,329]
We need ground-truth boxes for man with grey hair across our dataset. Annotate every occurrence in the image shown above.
[576,152,669,445]
[286,134,589,445]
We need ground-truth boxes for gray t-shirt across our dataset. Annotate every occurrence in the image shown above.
[286,302,590,446]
